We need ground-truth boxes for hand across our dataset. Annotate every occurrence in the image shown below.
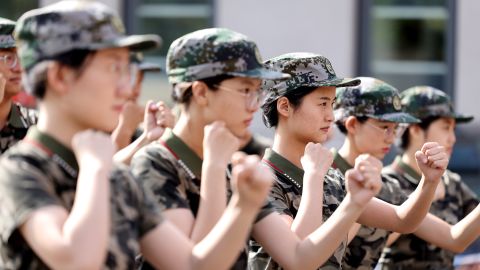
[203,121,240,166]
[415,142,448,183]
[345,154,382,207]
[230,154,273,208]
[119,101,144,134]
[300,142,333,176]
[143,100,174,142]
[72,130,116,171]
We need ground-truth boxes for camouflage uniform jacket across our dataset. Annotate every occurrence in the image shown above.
[0,127,163,269]
[0,103,37,154]
[130,128,274,270]
[248,148,347,270]
[331,149,408,270]
[378,156,479,270]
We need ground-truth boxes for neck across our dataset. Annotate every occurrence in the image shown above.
[36,102,83,149]
[0,98,13,129]
[272,124,306,169]
[172,110,205,159]
[401,146,422,175]
[338,137,358,167]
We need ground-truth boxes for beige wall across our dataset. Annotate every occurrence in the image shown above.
[455,0,480,129]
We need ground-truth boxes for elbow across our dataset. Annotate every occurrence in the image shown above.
[395,224,417,234]
[450,243,468,254]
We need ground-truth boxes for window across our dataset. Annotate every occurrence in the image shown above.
[358,0,455,96]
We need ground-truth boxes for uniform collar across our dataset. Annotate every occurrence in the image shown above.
[160,128,202,179]
[331,148,352,175]
[392,155,422,185]
[263,148,304,187]
[25,126,79,176]
[8,103,28,128]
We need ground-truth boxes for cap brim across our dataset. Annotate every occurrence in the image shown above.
[114,34,162,51]
[138,62,161,72]
[373,112,421,123]
[227,67,291,80]
[454,113,474,123]
[311,77,361,88]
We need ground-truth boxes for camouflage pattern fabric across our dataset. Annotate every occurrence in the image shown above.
[248,148,347,270]
[0,17,16,49]
[378,156,479,270]
[166,28,289,86]
[330,149,409,269]
[14,0,161,70]
[130,128,275,270]
[334,77,419,124]
[0,127,163,269]
[401,86,473,123]
[261,53,359,123]
[0,103,37,154]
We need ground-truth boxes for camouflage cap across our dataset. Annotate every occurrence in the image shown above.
[401,86,473,123]
[131,52,161,72]
[0,17,16,49]
[166,28,290,85]
[334,77,419,123]
[261,52,360,106]
[14,0,161,70]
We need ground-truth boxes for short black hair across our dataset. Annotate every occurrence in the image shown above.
[23,49,94,99]
[261,86,317,128]
[171,74,234,106]
[399,116,441,150]
[335,116,369,135]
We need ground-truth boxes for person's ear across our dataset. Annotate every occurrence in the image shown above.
[344,116,359,135]
[45,62,74,96]
[191,81,209,106]
[276,97,291,118]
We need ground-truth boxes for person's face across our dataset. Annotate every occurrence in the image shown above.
[423,117,456,156]
[352,118,400,160]
[63,47,133,133]
[0,48,22,99]
[286,86,336,144]
[205,77,262,138]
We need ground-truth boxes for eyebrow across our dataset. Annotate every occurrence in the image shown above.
[318,97,336,102]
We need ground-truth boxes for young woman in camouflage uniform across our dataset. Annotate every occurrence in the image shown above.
[253,53,450,269]
[379,86,480,270]
[333,79,480,270]
[130,29,385,270]
[0,17,37,154]
[0,1,274,269]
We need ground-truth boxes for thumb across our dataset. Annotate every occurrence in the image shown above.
[346,169,364,184]
[415,150,428,165]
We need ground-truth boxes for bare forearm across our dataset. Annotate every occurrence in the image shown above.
[416,205,480,252]
[191,161,228,243]
[191,194,258,270]
[291,171,324,239]
[394,176,437,232]
[113,133,149,165]
[61,167,111,268]
[111,122,136,150]
[289,195,364,270]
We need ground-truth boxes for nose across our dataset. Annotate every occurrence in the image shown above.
[325,107,335,122]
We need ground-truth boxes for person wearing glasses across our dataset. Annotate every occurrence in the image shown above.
[378,86,479,270]
[0,2,275,269]
[0,17,37,154]
[131,29,385,270]
[333,79,480,270]
[250,55,450,270]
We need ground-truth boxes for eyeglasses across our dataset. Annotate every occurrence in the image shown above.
[213,84,266,109]
[0,53,18,68]
[107,62,139,88]
[365,121,408,137]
